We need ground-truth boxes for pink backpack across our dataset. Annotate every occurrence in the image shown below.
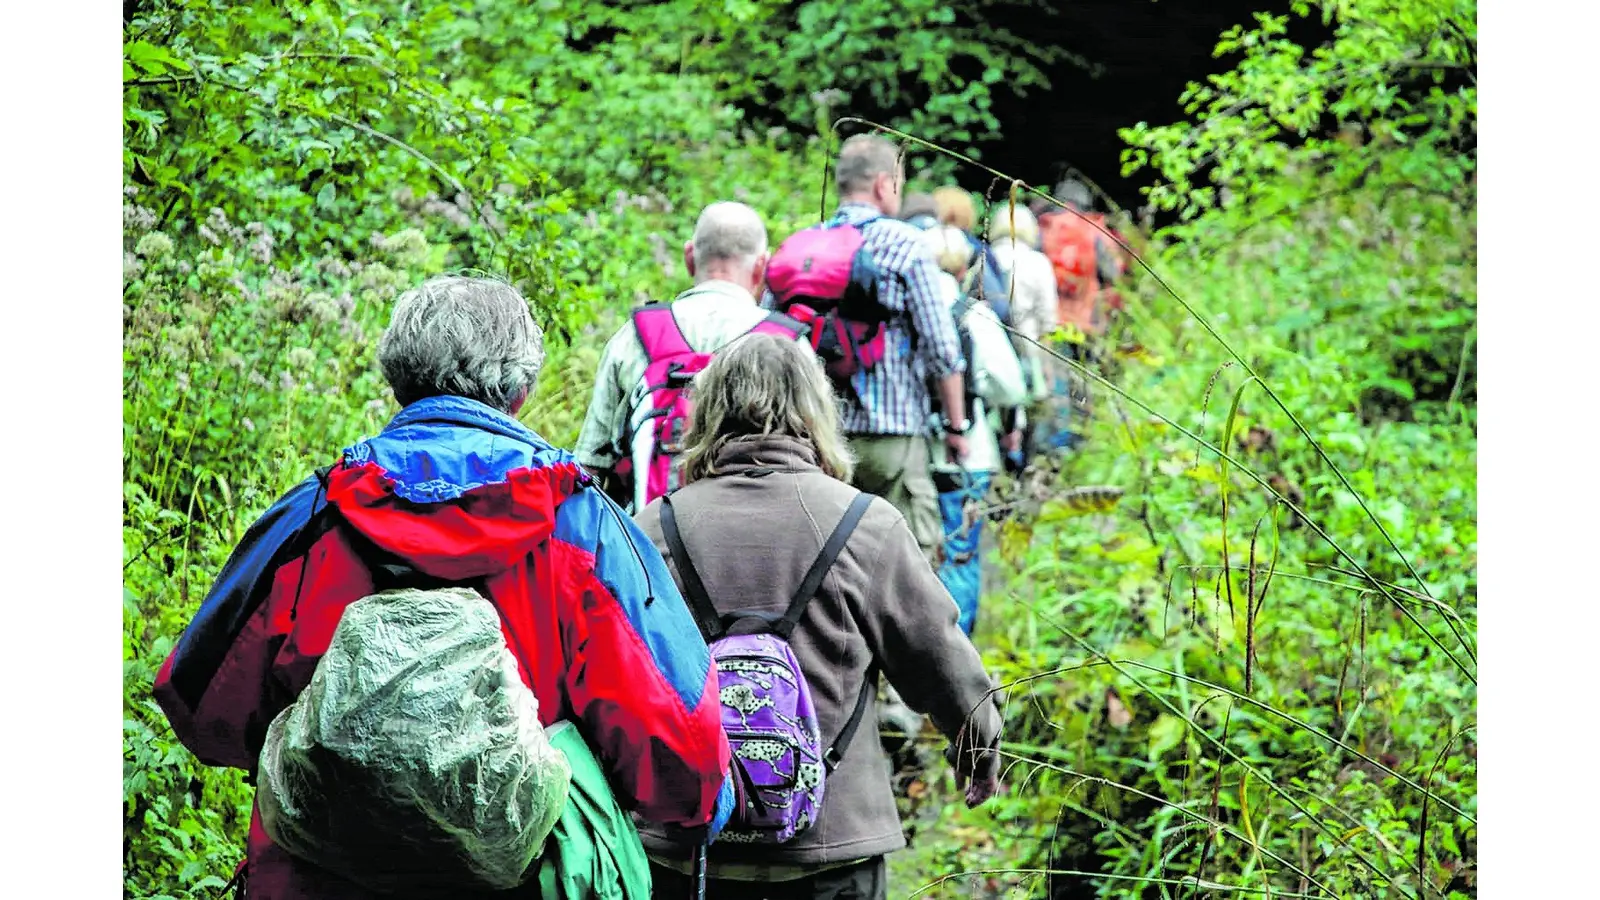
[615,304,802,513]
[766,215,895,390]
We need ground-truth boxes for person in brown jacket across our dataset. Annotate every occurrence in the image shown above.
[633,332,1005,899]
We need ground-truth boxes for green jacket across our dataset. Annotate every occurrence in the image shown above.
[535,721,653,900]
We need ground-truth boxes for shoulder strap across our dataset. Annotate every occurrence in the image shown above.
[824,675,876,772]
[750,309,809,341]
[951,292,975,325]
[632,304,692,361]
[658,494,724,642]
[775,492,874,641]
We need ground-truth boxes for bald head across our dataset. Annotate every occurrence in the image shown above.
[684,201,769,294]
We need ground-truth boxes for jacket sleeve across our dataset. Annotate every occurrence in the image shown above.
[153,475,326,769]
[854,505,1003,774]
[553,490,736,837]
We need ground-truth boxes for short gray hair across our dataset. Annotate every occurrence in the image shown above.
[691,202,767,272]
[377,275,545,411]
[835,134,901,197]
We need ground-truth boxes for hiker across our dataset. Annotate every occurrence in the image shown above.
[632,332,1004,899]
[763,133,969,561]
[1030,178,1119,453]
[986,202,1058,467]
[577,201,802,513]
[900,191,940,231]
[932,185,1011,324]
[919,225,1028,635]
[1032,177,1121,341]
[154,275,736,898]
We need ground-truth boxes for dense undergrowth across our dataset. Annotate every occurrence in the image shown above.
[123,0,1475,897]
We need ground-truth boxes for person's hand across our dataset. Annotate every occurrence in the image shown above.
[943,431,970,465]
[948,736,1002,808]
[947,743,998,807]
[999,429,1021,454]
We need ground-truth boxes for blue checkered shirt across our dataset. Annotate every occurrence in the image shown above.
[763,203,966,436]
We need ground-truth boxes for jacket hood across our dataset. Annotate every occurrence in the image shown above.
[322,395,588,581]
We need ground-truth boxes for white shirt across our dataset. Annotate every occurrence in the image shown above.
[925,271,1027,475]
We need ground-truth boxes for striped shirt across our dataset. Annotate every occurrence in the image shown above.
[763,203,966,436]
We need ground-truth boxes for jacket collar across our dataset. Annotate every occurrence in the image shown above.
[835,202,886,224]
[676,279,757,306]
[380,395,547,447]
[709,434,822,476]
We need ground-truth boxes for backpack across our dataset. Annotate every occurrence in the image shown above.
[616,304,802,514]
[765,215,895,391]
[659,490,877,844]
[934,289,981,428]
[966,239,1011,327]
[257,576,572,896]
[1038,209,1104,305]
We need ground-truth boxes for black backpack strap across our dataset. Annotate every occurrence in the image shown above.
[659,494,725,642]
[824,674,877,772]
[775,492,874,640]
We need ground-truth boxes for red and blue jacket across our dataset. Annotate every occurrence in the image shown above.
[153,395,735,898]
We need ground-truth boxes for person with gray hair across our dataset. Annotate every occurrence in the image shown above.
[377,274,547,412]
[154,273,744,896]
[632,332,1003,899]
[578,201,805,512]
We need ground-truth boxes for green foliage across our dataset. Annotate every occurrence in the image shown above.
[558,0,1066,179]
[125,1,1476,897]
[1120,0,1476,223]
[878,4,1474,897]
[901,171,1476,896]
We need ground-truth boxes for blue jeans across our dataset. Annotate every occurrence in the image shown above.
[1037,342,1089,453]
[936,471,992,636]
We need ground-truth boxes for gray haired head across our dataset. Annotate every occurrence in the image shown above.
[377,275,546,412]
[691,202,768,273]
[1054,178,1094,212]
[835,134,902,197]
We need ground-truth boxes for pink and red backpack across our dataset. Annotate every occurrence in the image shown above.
[765,215,895,390]
[615,305,802,513]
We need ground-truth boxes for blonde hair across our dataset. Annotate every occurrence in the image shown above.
[679,333,854,484]
[987,202,1040,248]
[919,225,971,277]
[932,186,977,232]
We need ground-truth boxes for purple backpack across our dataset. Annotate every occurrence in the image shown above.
[660,490,876,844]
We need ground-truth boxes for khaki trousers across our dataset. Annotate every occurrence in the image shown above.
[846,434,942,562]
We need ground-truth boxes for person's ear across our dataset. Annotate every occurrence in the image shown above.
[684,241,697,278]
[750,251,769,288]
[508,386,530,417]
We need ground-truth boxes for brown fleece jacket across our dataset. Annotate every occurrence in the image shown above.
[632,434,1003,869]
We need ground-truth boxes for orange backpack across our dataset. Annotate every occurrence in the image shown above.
[1038,209,1106,335]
